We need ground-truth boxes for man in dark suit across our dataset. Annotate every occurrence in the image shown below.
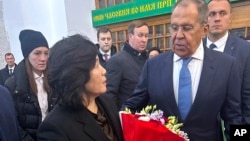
[205,0,250,124]
[0,53,17,85]
[0,85,20,141]
[96,27,117,68]
[122,0,242,140]
[106,20,148,108]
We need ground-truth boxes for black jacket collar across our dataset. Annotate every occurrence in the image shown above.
[123,41,147,58]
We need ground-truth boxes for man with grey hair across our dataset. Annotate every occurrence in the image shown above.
[122,0,242,140]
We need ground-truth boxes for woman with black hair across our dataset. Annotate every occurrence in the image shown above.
[37,34,123,141]
[148,47,161,58]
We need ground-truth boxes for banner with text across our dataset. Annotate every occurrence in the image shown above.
[91,0,239,27]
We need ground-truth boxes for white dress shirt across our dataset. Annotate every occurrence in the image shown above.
[173,40,204,104]
[8,66,15,75]
[206,32,228,52]
[34,72,48,121]
[99,48,111,60]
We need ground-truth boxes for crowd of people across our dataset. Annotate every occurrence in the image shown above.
[0,0,250,141]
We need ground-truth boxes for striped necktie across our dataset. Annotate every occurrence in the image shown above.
[103,54,108,61]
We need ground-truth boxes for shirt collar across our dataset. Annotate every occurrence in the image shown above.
[207,32,228,48]
[174,40,204,62]
[8,66,15,70]
[33,72,44,79]
[123,42,147,57]
[99,48,111,56]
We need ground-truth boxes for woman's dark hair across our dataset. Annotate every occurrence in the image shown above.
[147,47,161,57]
[48,34,97,110]
[25,58,50,95]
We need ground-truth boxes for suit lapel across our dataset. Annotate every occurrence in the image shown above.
[75,107,109,141]
[203,35,235,56]
[97,95,123,141]
[224,35,235,55]
[162,52,180,117]
[187,47,217,120]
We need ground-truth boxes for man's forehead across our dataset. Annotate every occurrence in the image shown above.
[99,32,111,36]
[6,55,14,58]
[208,1,231,9]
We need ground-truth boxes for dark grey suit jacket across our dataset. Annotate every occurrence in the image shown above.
[37,94,123,141]
[122,46,242,141]
[204,35,250,124]
[0,64,16,85]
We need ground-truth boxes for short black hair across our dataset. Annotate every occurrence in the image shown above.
[208,0,232,12]
[5,53,14,58]
[48,34,98,110]
[148,47,161,56]
[97,27,112,40]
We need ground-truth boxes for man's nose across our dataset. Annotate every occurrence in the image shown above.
[176,28,184,38]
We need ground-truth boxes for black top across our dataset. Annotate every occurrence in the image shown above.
[90,102,118,141]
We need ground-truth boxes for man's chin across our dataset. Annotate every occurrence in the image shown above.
[209,30,225,36]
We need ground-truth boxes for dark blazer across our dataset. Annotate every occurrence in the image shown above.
[204,35,250,124]
[96,44,117,68]
[122,46,242,141]
[0,64,17,85]
[37,94,123,141]
[0,85,21,141]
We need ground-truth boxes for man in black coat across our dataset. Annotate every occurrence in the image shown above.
[96,27,117,68]
[106,20,149,108]
[0,53,17,85]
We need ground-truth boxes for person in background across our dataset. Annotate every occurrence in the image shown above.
[205,0,250,124]
[0,53,17,85]
[96,27,117,67]
[239,36,245,40]
[37,34,123,141]
[106,20,149,108]
[147,47,161,58]
[0,85,20,141]
[122,0,242,140]
[5,29,57,141]
[245,35,250,42]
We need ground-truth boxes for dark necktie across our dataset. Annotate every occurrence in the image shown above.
[178,58,192,120]
[9,69,13,76]
[209,43,217,50]
[103,54,108,61]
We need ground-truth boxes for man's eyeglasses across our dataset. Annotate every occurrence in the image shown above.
[170,24,194,33]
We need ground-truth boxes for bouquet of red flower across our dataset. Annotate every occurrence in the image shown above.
[119,105,189,141]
